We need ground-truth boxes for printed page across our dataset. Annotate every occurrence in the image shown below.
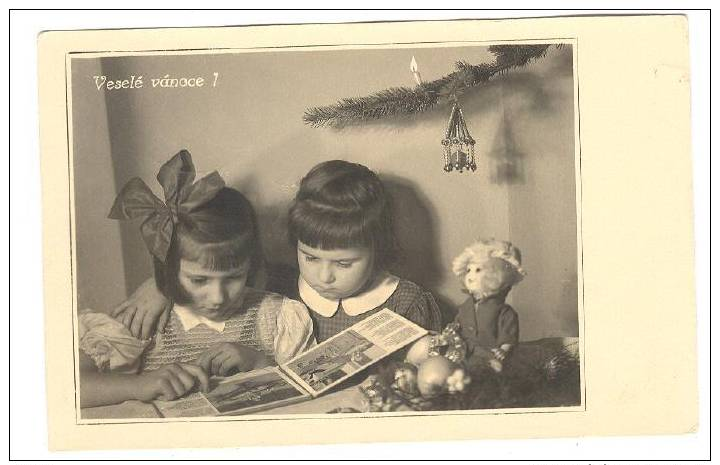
[353,308,428,352]
[282,309,428,396]
[154,392,219,418]
[155,366,310,418]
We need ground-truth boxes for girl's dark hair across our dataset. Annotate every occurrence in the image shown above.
[287,160,398,269]
[154,187,263,303]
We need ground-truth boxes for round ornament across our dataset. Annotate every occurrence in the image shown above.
[416,355,457,397]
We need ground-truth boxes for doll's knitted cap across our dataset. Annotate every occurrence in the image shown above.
[451,238,526,279]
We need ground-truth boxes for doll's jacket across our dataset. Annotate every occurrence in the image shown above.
[455,295,519,350]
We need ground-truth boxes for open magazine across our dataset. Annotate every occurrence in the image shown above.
[154,308,428,417]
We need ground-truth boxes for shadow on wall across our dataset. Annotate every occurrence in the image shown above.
[382,174,457,325]
[228,173,299,297]
[487,109,526,185]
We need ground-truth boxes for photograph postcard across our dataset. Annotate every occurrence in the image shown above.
[37,15,698,450]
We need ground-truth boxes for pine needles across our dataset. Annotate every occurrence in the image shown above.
[303,44,556,128]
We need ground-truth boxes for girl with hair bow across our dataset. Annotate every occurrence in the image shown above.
[78,151,315,408]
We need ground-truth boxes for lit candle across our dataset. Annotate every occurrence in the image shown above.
[410,56,423,86]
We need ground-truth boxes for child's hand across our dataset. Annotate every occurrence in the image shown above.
[197,343,269,377]
[136,363,209,402]
[112,277,172,340]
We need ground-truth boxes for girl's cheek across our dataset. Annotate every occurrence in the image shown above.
[297,263,312,280]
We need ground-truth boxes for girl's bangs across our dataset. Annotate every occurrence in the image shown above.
[293,209,372,251]
[178,233,253,271]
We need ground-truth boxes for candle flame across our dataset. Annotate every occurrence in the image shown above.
[410,56,422,85]
[410,56,418,73]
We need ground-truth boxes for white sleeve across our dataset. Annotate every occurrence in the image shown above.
[78,310,150,373]
[273,298,317,365]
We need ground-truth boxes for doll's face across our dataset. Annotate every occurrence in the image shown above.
[464,257,516,297]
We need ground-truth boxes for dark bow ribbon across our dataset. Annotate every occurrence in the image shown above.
[108,150,225,262]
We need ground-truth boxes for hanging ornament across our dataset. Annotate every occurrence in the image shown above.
[442,102,477,173]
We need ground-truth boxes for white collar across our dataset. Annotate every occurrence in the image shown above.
[298,272,400,317]
[173,304,227,333]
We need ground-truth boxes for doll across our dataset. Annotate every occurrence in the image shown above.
[451,239,526,372]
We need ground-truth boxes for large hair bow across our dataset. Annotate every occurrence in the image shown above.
[108,150,225,262]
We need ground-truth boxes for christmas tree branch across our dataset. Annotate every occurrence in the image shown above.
[304,44,558,128]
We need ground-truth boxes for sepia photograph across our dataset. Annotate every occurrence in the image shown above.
[31,13,701,452]
[69,37,583,422]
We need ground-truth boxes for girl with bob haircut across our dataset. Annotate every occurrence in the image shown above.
[287,160,442,341]
[287,160,398,270]
[114,159,442,344]
[78,151,314,408]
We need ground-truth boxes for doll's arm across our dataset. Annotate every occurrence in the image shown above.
[493,306,519,360]
[111,277,172,340]
[492,344,515,361]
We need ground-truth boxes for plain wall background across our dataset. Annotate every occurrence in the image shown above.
[71,44,578,340]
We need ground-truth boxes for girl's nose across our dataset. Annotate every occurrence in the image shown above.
[207,282,227,306]
[319,263,335,284]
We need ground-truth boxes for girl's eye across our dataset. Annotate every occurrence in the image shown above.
[304,255,318,262]
[337,262,353,269]
[190,277,207,285]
